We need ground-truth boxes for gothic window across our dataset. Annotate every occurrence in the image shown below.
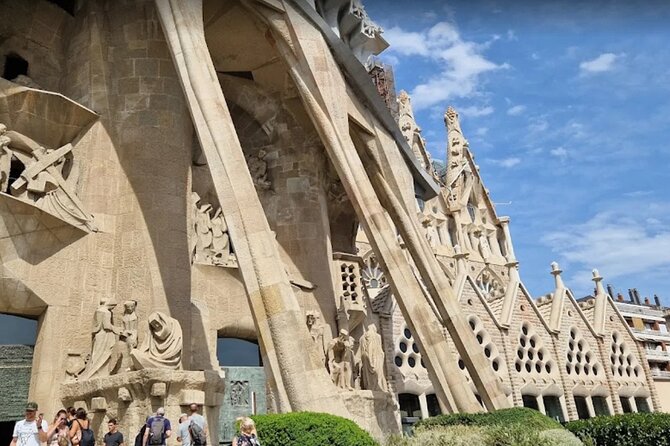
[466,315,504,375]
[565,327,603,378]
[475,269,505,300]
[515,322,555,376]
[361,256,386,289]
[610,331,643,378]
[394,325,424,371]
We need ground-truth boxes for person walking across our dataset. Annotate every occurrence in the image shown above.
[10,402,48,446]
[103,419,124,446]
[176,415,190,446]
[186,404,206,446]
[47,410,69,446]
[231,418,259,446]
[143,408,171,446]
[69,408,94,446]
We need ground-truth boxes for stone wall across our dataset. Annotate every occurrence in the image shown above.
[0,345,33,422]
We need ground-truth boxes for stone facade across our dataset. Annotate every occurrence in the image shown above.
[0,0,660,442]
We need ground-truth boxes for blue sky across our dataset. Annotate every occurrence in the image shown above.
[364,0,670,301]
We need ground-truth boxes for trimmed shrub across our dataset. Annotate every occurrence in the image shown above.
[415,407,562,432]
[250,412,378,446]
[566,412,670,446]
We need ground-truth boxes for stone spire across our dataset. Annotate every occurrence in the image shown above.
[548,262,566,332]
[592,269,607,335]
[397,90,431,171]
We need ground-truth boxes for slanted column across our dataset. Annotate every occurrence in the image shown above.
[592,269,607,335]
[549,262,566,332]
[154,0,349,416]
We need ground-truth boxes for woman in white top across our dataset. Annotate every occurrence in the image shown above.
[47,410,70,446]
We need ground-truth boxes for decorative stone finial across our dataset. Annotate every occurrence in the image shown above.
[444,106,461,133]
[592,269,607,296]
[592,269,602,281]
[550,261,564,289]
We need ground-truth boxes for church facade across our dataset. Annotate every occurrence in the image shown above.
[0,0,659,442]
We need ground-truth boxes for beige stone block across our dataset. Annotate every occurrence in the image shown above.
[90,397,107,412]
[180,389,205,406]
[118,387,132,403]
[151,382,167,397]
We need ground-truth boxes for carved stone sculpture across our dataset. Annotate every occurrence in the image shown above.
[0,126,96,231]
[360,324,388,392]
[327,329,355,390]
[130,311,183,370]
[476,229,492,261]
[230,380,249,406]
[109,300,139,375]
[246,149,271,190]
[81,299,120,380]
[191,193,233,266]
[306,311,327,366]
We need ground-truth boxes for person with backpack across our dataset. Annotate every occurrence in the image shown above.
[69,408,95,446]
[231,418,260,446]
[176,415,190,446]
[142,408,171,446]
[186,404,207,446]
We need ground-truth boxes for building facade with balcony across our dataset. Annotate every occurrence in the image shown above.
[612,289,670,411]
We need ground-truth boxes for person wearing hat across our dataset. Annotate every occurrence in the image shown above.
[10,402,48,446]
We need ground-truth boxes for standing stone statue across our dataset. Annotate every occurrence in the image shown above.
[210,207,231,265]
[306,312,327,366]
[81,298,120,380]
[130,311,183,370]
[109,300,139,375]
[194,198,214,263]
[327,329,355,390]
[122,300,139,348]
[360,324,388,392]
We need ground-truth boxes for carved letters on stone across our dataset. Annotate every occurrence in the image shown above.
[230,380,249,406]
[0,123,97,231]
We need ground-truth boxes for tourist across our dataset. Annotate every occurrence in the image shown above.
[133,417,151,446]
[143,408,172,446]
[65,408,76,429]
[10,402,48,446]
[69,408,94,446]
[176,415,190,446]
[103,419,124,446]
[187,404,207,446]
[231,418,260,446]
[47,410,69,446]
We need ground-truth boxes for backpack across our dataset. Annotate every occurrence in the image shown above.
[188,420,206,446]
[148,417,166,446]
[77,420,95,446]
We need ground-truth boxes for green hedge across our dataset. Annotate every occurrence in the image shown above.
[415,407,562,432]
[250,412,378,446]
[566,412,670,446]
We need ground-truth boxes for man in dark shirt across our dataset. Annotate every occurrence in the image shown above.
[104,419,124,446]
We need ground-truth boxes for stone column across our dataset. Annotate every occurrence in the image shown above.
[418,393,429,419]
[154,0,349,416]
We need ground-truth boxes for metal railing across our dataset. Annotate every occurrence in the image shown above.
[632,328,670,337]
[650,369,670,378]
[645,349,670,359]
[615,302,665,318]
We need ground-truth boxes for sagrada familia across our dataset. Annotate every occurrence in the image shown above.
[0,0,659,441]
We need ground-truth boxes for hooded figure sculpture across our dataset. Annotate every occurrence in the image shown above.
[130,311,183,370]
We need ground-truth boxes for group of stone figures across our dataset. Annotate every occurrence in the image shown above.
[69,300,183,380]
[0,124,96,231]
[306,312,388,392]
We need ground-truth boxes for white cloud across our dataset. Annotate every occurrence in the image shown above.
[579,53,622,74]
[459,105,494,118]
[475,127,489,136]
[507,105,526,116]
[542,210,670,293]
[506,29,518,41]
[488,157,521,168]
[550,147,568,159]
[383,22,508,110]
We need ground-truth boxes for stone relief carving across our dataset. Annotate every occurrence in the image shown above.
[360,324,388,392]
[230,380,249,406]
[130,311,183,370]
[109,300,139,375]
[65,352,90,380]
[246,149,271,191]
[361,255,386,290]
[0,124,97,231]
[191,192,235,267]
[81,299,120,380]
[306,311,327,366]
[122,300,139,348]
[476,269,505,301]
[327,329,355,390]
